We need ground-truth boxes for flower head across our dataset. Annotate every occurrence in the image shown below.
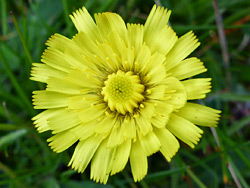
[31,5,221,184]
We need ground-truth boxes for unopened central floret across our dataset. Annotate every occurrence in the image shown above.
[102,70,144,115]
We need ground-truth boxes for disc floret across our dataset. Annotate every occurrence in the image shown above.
[102,70,144,115]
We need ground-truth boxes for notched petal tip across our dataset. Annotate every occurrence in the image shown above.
[69,6,100,41]
[144,4,171,35]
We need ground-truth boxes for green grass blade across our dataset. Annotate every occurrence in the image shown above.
[0,0,7,36]
[62,0,73,37]
[0,129,27,149]
[220,130,250,169]
[0,124,20,131]
[210,92,250,102]
[144,166,188,182]
[181,150,219,184]
[227,115,250,136]
[0,90,26,110]
[139,180,150,188]
[186,168,207,188]
[10,12,33,66]
[173,23,250,31]
[0,106,23,123]
[228,157,249,188]
[0,161,26,188]
[0,51,35,116]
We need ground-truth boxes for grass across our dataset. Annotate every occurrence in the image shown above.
[0,0,250,187]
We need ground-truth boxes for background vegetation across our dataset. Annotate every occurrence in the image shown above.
[0,0,250,187]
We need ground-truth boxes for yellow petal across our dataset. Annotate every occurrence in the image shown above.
[154,127,179,162]
[68,134,104,173]
[67,69,100,89]
[182,78,211,100]
[41,48,71,73]
[94,115,117,134]
[147,84,165,100]
[166,114,203,148]
[140,131,161,156]
[154,100,174,116]
[46,77,82,94]
[70,121,98,140]
[94,12,127,42]
[63,47,89,71]
[71,32,98,57]
[164,77,187,109]
[30,63,67,83]
[121,116,136,141]
[151,113,169,129]
[96,43,120,72]
[111,139,131,175]
[107,32,126,59]
[165,31,200,71]
[135,115,152,137]
[107,123,124,148]
[68,95,95,110]
[144,5,171,39]
[32,91,71,109]
[70,7,100,41]
[64,33,101,72]
[145,25,177,56]
[127,23,144,55]
[77,103,106,123]
[47,131,78,153]
[135,45,151,74]
[48,108,80,134]
[121,47,134,72]
[135,103,154,136]
[176,102,221,127]
[45,33,71,52]
[168,57,207,80]
[151,101,173,128]
[146,52,166,85]
[32,109,62,132]
[91,139,115,184]
[130,139,148,182]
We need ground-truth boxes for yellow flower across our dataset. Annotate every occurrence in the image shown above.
[31,5,221,184]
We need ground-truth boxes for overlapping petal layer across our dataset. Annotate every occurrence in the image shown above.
[31,4,221,184]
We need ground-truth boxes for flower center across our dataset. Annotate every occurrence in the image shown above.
[102,70,144,115]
